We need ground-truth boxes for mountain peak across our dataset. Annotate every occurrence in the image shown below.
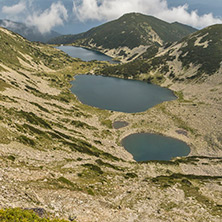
[49,13,196,62]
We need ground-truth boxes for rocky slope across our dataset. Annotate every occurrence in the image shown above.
[0,27,222,222]
[99,24,222,82]
[48,13,196,62]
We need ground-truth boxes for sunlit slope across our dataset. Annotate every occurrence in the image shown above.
[98,24,222,82]
[49,13,196,61]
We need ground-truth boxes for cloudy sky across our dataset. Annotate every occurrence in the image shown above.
[0,0,221,34]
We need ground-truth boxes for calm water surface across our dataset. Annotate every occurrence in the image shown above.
[71,75,176,113]
[57,45,117,63]
[113,121,129,129]
[65,47,188,160]
[122,133,190,161]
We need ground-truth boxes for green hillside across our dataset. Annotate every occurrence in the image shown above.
[0,27,72,71]
[98,24,222,82]
[48,13,196,61]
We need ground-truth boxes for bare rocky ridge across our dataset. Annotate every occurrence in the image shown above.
[0,27,222,221]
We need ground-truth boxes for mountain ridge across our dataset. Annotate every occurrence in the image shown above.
[0,19,61,43]
[49,13,197,62]
[98,23,222,83]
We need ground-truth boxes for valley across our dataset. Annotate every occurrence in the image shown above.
[0,12,222,222]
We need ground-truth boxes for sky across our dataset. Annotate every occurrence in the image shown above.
[0,0,221,34]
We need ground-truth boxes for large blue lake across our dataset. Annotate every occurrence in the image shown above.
[71,75,176,113]
[57,45,117,63]
[60,46,189,161]
[122,133,190,161]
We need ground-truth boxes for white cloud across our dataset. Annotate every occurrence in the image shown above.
[2,1,26,15]
[73,0,222,28]
[27,2,68,33]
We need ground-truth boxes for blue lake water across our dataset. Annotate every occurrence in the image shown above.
[122,133,190,161]
[65,47,188,161]
[57,45,117,63]
[70,75,176,113]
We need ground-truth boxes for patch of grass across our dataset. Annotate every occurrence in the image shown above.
[30,102,50,113]
[139,160,178,165]
[87,188,95,196]
[19,111,52,129]
[7,155,16,161]
[0,126,11,144]
[101,119,112,129]
[0,208,70,222]
[174,91,192,103]
[96,159,123,171]
[17,135,35,146]
[151,173,222,216]
[158,104,196,134]
[70,120,97,130]
[82,163,104,175]
[0,79,11,91]
[58,177,75,187]
[23,124,50,138]
[124,172,138,179]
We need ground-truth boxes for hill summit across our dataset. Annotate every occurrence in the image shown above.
[49,13,197,62]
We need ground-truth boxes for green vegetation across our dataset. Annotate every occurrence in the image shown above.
[57,177,76,188]
[0,79,11,91]
[101,119,112,128]
[49,13,196,51]
[0,27,75,72]
[151,174,222,216]
[97,24,222,82]
[0,208,70,222]
[96,159,123,171]
[17,135,36,146]
[18,111,52,129]
[30,102,50,113]
[177,24,222,75]
[82,163,104,175]
[7,155,16,161]
[0,126,11,144]
[70,120,97,130]
[157,104,196,134]
[124,172,138,179]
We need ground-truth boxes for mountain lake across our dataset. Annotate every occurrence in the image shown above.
[122,133,190,161]
[56,45,118,63]
[57,46,190,161]
[70,75,176,113]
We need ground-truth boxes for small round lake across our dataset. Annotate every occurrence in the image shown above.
[122,133,190,161]
[71,75,176,113]
[113,121,129,129]
[57,46,117,63]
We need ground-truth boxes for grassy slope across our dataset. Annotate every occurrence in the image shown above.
[98,24,222,82]
[49,13,197,49]
[0,208,70,222]
[0,27,222,221]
